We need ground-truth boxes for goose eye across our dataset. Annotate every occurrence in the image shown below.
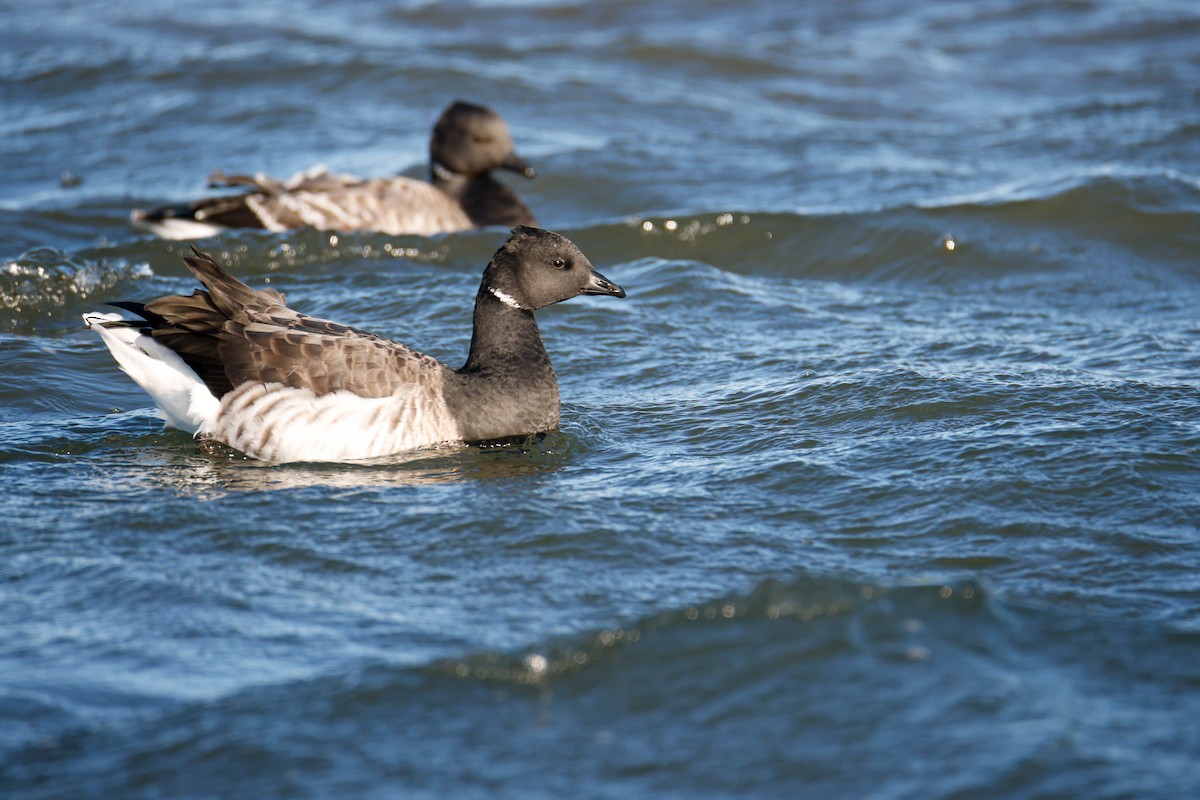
[553,257,568,270]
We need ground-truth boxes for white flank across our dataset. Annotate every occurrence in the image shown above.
[246,177,474,236]
[374,178,474,235]
[83,313,220,432]
[129,214,229,241]
[85,313,464,462]
[211,382,462,463]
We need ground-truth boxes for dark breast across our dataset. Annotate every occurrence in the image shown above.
[460,177,537,228]
[442,366,559,444]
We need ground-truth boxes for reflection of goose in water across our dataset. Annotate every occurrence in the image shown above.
[155,431,570,496]
[131,101,538,240]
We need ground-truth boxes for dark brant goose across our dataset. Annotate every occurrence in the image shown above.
[131,100,538,240]
[83,227,624,462]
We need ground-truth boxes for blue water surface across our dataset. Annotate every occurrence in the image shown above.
[3,1,1200,797]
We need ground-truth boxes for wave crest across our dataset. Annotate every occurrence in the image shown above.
[574,170,1200,285]
[438,575,990,688]
[0,248,152,334]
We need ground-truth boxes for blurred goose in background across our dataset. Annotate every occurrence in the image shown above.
[131,100,538,240]
[83,227,625,463]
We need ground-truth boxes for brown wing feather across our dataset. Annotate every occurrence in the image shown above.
[222,315,447,397]
[141,248,448,399]
[243,177,473,235]
[192,169,371,231]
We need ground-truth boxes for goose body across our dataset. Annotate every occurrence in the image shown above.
[84,227,625,462]
[132,101,538,240]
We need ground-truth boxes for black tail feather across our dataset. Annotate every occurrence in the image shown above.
[107,301,169,327]
[131,204,197,223]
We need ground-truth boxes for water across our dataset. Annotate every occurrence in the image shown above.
[4,0,1200,796]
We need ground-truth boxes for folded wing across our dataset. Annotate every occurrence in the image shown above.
[140,248,451,400]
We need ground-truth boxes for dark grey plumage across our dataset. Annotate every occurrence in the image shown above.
[84,227,625,462]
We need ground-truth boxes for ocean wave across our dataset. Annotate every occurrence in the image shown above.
[0,249,153,335]
[0,230,483,336]
[5,170,1198,332]
[8,574,1200,798]
[596,170,1200,284]
[438,575,990,687]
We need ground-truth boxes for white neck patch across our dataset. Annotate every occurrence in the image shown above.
[431,161,460,182]
[488,285,525,310]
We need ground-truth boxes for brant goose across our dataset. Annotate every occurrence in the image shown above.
[131,101,538,240]
[83,227,625,462]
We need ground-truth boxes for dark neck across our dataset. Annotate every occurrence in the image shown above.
[461,289,549,373]
[444,289,560,443]
[430,164,535,228]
